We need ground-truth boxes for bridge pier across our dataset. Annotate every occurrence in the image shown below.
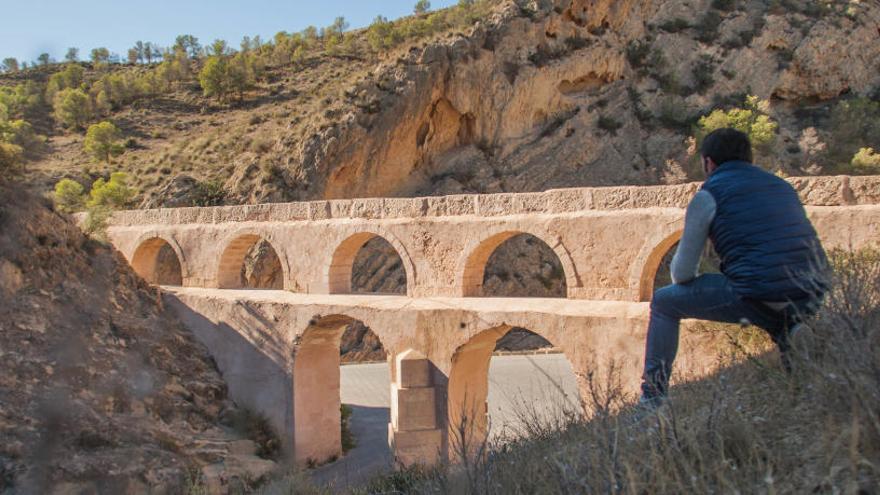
[389,350,444,466]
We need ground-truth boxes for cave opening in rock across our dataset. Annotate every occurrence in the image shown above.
[217,235,284,289]
[131,237,183,286]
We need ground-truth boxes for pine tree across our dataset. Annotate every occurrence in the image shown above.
[53,88,92,129]
[414,0,431,14]
[84,121,124,163]
[198,56,227,100]
[2,58,19,72]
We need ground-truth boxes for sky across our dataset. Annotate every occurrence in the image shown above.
[0,0,459,64]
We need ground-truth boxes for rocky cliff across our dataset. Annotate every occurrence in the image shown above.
[235,0,880,203]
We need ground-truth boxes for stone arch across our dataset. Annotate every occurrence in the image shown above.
[327,229,415,296]
[130,234,187,286]
[457,230,578,297]
[635,230,683,302]
[446,325,577,459]
[216,233,289,289]
[292,314,392,465]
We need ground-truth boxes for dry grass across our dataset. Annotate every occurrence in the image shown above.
[357,249,880,494]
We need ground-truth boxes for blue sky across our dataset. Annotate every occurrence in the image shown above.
[0,0,458,64]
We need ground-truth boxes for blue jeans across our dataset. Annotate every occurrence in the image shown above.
[641,274,812,399]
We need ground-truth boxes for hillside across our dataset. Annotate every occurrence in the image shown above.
[0,186,280,492]
[2,0,878,208]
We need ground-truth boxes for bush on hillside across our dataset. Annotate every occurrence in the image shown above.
[696,95,777,149]
[87,172,135,209]
[53,88,92,129]
[84,121,124,163]
[53,178,85,212]
[0,100,41,173]
[0,142,22,175]
[826,98,880,170]
[46,63,85,102]
[852,147,880,173]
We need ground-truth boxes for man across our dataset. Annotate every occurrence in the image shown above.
[640,128,828,406]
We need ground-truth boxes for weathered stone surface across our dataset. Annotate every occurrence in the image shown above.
[113,176,877,227]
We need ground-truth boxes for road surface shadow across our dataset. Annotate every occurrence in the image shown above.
[310,404,393,489]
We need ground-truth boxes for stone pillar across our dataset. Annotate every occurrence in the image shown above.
[389,350,443,466]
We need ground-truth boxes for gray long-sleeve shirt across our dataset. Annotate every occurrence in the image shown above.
[671,190,716,284]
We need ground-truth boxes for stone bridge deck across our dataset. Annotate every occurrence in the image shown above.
[103,176,880,466]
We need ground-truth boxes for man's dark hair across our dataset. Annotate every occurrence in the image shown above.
[700,128,753,165]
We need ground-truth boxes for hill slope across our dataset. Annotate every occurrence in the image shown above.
[0,186,278,492]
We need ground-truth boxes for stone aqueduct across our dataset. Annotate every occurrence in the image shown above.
[104,176,880,466]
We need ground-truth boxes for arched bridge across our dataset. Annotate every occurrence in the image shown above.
[104,175,880,467]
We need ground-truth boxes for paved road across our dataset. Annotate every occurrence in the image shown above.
[311,354,579,488]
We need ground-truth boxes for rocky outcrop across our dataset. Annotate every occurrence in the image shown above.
[232,0,879,204]
[0,186,277,493]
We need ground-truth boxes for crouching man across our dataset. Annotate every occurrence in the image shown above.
[641,128,828,406]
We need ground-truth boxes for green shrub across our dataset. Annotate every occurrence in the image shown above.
[691,55,715,94]
[625,40,651,68]
[54,178,86,212]
[656,96,695,131]
[87,172,135,209]
[851,147,880,173]
[597,115,623,135]
[695,10,723,43]
[659,17,691,33]
[84,121,124,163]
[225,407,281,460]
[83,204,113,239]
[826,98,880,168]
[0,141,23,175]
[53,88,92,129]
[192,180,226,207]
[696,95,777,149]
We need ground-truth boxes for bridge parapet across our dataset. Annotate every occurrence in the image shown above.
[109,176,878,227]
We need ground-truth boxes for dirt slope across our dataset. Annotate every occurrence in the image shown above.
[0,185,277,493]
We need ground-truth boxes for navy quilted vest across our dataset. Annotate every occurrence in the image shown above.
[702,161,827,302]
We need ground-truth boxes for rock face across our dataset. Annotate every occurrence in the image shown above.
[232,0,879,204]
[0,186,276,493]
